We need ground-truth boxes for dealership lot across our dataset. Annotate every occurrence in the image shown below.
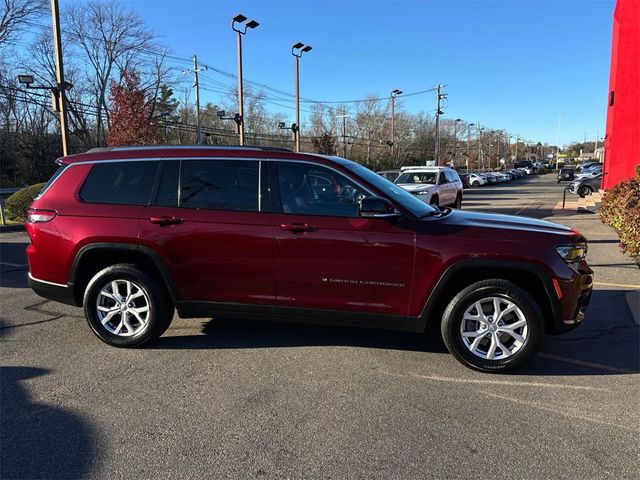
[1,174,638,479]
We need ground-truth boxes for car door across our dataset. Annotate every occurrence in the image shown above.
[139,158,276,308]
[437,171,453,205]
[269,160,415,318]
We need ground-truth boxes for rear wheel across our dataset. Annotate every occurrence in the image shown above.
[83,264,174,347]
[472,181,480,187]
[578,185,593,197]
[441,279,543,373]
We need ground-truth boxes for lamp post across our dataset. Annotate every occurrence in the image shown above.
[291,42,313,152]
[453,118,462,168]
[478,126,485,172]
[232,13,259,146]
[389,89,402,164]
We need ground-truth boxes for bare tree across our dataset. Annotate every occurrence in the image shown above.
[66,0,157,144]
[0,0,47,47]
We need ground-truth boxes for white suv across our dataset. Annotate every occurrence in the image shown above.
[394,166,464,208]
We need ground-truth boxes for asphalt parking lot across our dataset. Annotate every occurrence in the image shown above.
[1,173,639,479]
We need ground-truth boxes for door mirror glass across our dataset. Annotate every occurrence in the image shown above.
[359,196,401,219]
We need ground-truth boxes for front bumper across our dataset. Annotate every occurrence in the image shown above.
[549,271,593,334]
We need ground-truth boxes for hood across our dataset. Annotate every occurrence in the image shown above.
[397,183,436,194]
[435,209,580,238]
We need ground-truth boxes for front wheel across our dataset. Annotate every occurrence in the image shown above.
[472,181,480,187]
[454,194,462,209]
[429,196,439,208]
[441,279,543,373]
[83,264,174,347]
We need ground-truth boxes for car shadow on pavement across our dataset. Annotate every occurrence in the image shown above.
[521,289,639,376]
[0,242,29,288]
[0,365,99,479]
[154,289,639,377]
[154,318,449,355]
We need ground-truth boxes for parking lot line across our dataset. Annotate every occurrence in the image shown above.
[538,353,637,374]
[402,373,606,391]
[592,281,640,289]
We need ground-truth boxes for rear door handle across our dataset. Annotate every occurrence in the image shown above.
[149,216,184,226]
[280,223,318,233]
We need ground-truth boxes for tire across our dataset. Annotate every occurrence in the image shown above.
[430,196,439,208]
[472,181,480,187]
[454,194,462,209]
[578,185,593,198]
[441,279,543,373]
[83,264,174,347]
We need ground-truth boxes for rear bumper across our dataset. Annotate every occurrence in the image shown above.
[28,273,80,306]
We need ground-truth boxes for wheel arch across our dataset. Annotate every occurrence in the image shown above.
[418,259,560,334]
[69,243,180,306]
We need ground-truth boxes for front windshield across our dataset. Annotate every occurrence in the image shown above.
[396,171,437,185]
[345,164,436,218]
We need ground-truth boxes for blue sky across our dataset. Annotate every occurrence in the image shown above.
[120,1,613,144]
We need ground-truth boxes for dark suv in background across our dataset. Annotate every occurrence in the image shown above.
[26,146,593,372]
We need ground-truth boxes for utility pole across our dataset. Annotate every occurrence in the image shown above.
[434,84,447,165]
[50,0,69,155]
[182,55,207,144]
[466,124,471,171]
[389,89,402,164]
[477,122,482,172]
[336,108,349,158]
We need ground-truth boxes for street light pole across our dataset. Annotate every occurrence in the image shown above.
[232,14,259,146]
[292,42,312,152]
[453,118,462,168]
[390,89,402,165]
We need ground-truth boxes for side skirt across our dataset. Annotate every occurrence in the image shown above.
[176,301,425,333]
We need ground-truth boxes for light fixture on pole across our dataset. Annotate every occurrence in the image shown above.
[231,13,259,146]
[292,42,313,152]
[17,74,73,124]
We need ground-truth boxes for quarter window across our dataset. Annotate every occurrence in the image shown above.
[276,162,367,217]
[180,160,259,211]
[80,161,160,205]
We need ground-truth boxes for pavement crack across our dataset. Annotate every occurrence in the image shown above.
[0,315,66,330]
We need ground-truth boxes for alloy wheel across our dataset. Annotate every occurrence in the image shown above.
[459,296,528,360]
[95,279,150,337]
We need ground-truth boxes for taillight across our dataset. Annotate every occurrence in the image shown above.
[27,208,57,223]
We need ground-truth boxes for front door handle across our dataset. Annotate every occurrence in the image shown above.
[280,223,318,233]
[149,216,184,226]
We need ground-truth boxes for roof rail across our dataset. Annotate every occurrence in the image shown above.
[86,145,293,154]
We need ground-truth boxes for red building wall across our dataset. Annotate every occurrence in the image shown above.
[603,0,640,189]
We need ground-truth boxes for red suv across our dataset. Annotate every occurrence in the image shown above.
[26,146,593,372]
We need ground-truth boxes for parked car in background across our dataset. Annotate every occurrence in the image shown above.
[458,173,470,188]
[568,173,603,197]
[575,161,599,173]
[377,169,401,182]
[26,145,593,373]
[557,168,575,183]
[575,165,602,180]
[514,160,533,170]
[468,173,487,187]
[395,166,463,208]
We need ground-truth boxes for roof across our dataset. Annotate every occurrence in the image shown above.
[58,145,315,164]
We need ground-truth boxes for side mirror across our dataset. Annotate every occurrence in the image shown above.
[359,196,401,219]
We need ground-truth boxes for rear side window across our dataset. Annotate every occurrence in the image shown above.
[80,161,160,205]
[180,160,258,211]
[446,170,460,182]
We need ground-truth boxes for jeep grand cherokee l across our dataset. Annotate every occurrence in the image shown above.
[26,146,593,372]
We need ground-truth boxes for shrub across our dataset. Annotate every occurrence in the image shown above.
[600,177,640,258]
[4,183,45,221]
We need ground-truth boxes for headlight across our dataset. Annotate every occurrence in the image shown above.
[415,191,430,195]
[555,243,587,263]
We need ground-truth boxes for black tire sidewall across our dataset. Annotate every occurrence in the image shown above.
[579,186,592,197]
[441,281,543,373]
[83,266,171,347]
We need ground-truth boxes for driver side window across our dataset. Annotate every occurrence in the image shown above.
[275,162,367,217]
